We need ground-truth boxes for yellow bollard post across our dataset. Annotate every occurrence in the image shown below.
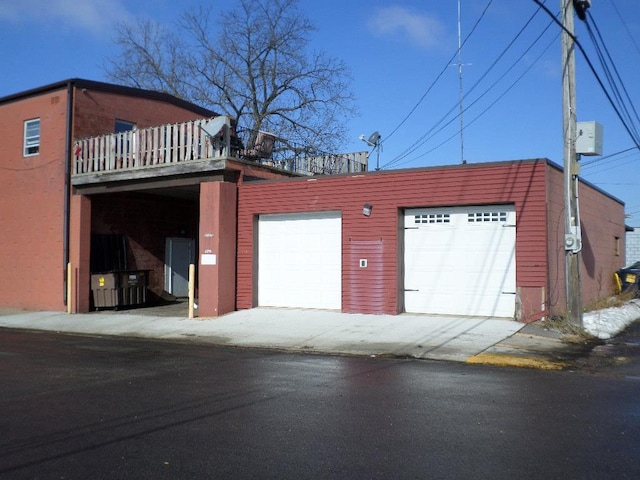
[67,262,72,314]
[188,263,195,319]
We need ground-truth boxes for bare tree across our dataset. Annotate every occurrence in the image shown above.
[106,0,356,156]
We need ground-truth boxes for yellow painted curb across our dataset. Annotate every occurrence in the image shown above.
[466,353,568,370]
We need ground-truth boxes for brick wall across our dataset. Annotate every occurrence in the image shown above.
[0,81,216,311]
[0,89,69,310]
[73,88,211,139]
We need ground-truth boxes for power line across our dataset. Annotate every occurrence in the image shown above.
[388,31,558,168]
[533,0,640,150]
[585,12,640,144]
[610,0,640,58]
[382,0,494,145]
[581,150,639,175]
[625,206,640,217]
[384,7,554,169]
[581,146,636,167]
[585,17,640,138]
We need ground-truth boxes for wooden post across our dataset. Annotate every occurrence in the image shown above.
[188,263,196,319]
[561,0,583,327]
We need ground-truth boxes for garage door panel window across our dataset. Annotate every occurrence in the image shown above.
[414,213,451,224]
[467,211,508,223]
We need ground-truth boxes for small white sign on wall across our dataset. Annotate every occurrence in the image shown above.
[201,254,217,265]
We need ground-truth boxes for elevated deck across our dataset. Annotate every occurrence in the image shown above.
[72,117,368,188]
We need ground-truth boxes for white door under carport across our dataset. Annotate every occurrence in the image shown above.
[404,205,516,318]
[258,211,342,309]
[164,237,195,297]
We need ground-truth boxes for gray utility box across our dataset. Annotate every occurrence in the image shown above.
[576,121,603,156]
[91,270,148,309]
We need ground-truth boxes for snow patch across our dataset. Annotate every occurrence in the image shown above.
[583,299,640,339]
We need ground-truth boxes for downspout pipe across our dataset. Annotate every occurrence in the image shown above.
[63,81,74,306]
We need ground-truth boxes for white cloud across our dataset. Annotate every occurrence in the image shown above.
[367,6,446,49]
[0,0,134,33]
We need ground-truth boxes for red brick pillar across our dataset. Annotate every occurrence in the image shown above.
[198,182,237,317]
[69,194,92,313]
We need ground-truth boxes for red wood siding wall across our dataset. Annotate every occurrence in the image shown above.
[546,167,568,314]
[545,166,626,316]
[579,177,626,305]
[237,160,551,318]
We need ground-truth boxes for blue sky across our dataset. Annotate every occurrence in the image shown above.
[2,0,639,225]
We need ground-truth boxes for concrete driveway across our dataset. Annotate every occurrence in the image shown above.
[0,306,523,363]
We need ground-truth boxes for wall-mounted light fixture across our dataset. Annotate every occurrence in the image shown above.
[363,203,373,217]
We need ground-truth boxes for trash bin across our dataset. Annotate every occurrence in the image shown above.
[118,271,148,306]
[615,262,640,295]
[91,270,148,309]
[91,272,118,308]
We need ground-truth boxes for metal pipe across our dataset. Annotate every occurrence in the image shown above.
[62,81,74,306]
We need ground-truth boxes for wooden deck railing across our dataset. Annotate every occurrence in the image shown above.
[73,118,230,175]
[73,117,368,178]
[264,151,368,175]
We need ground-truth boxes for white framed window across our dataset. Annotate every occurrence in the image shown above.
[24,118,40,156]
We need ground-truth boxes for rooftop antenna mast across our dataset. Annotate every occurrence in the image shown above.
[456,0,468,164]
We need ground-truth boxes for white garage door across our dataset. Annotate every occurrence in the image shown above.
[258,211,341,309]
[404,205,516,318]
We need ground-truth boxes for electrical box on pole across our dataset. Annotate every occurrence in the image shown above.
[576,121,603,156]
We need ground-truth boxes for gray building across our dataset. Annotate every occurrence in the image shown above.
[626,227,640,266]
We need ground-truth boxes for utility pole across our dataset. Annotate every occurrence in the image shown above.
[561,0,584,327]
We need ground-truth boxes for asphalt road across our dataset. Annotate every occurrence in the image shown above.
[577,319,640,376]
[1,328,639,479]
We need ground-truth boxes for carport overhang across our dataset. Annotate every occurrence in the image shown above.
[68,159,298,316]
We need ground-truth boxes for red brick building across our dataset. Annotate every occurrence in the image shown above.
[0,79,625,322]
[0,79,294,316]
